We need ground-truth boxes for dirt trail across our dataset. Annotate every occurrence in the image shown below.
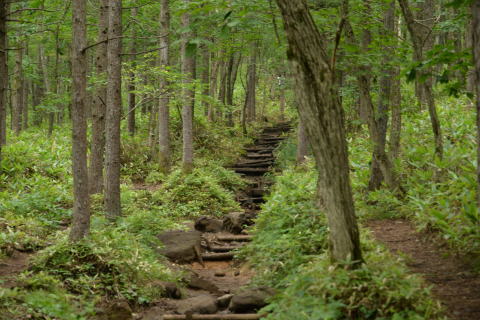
[0,250,31,288]
[368,219,480,320]
[141,123,291,320]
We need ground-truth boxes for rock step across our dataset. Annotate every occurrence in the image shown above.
[162,314,264,320]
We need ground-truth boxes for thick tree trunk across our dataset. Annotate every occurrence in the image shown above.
[472,0,480,216]
[158,0,171,172]
[127,8,138,136]
[296,118,308,164]
[275,0,362,265]
[89,0,108,195]
[13,46,23,135]
[105,0,122,220]
[70,0,90,242]
[0,0,7,158]
[398,0,443,159]
[181,0,195,172]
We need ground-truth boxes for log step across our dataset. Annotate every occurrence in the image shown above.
[202,252,235,261]
[238,197,265,204]
[209,245,242,252]
[162,314,264,320]
[234,168,269,175]
[217,235,252,242]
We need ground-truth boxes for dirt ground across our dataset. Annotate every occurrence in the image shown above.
[367,219,480,320]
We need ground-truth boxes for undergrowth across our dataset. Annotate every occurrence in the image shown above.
[242,164,445,319]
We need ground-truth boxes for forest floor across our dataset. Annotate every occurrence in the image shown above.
[368,219,480,320]
[0,251,31,289]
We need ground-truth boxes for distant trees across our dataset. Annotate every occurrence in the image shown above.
[472,0,480,213]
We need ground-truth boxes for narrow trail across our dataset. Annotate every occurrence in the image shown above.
[0,251,31,289]
[141,123,291,320]
[368,219,480,320]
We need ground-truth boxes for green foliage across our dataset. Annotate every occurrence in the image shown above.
[157,163,244,218]
[30,226,176,305]
[242,165,444,319]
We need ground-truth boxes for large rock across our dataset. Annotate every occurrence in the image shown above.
[158,230,202,263]
[194,216,224,233]
[223,212,256,234]
[176,295,218,314]
[186,271,221,295]
[95,300,132,320]
[228,287,275,313]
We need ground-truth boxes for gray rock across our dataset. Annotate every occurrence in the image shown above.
[222,212,256,234]
[176,295,218,314]
[158,230,202,263]
[194,216,224,233]
[228,287,275,313]
[186,272,221,294]
[216,294,234,309]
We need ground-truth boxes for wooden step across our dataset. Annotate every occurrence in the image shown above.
[202,252,235,261]
[217,235,252,242]
[163,314,264,320]
[234,167,269,175]
[208,245,242,253]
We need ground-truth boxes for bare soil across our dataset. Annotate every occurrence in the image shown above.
[0,250,31,288]
[367,219,480,320]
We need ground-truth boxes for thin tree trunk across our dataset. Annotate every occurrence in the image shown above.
[226,52,241,127]
[105,0,122,220]
[398,0,443,159]
[13,45,23,135]
[245,43,257,122]
[89,0,108,195]
[70,0,90,241]
[296,118,308,164]
[181,0,195,172]
[389,12,402,160]
[39,44,54,135]
[275,0,362,265]
[201,45,210,117]
[127,7,137,136]
[208,52,219,121]
[472,0,480,215]
[158,0,171,172]
[0,0,7,158]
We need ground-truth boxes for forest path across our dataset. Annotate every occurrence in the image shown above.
[368,219,480,320]
[140,123,291,320]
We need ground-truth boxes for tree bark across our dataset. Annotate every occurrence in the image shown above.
[70,0,90,241]
[181,0,195,172]
[472,0,480,216]
[105,0,122,220]
[226,52,241,127]
[158,0,171,172]
[208,52,219,121]
[389,9,402,160]
[0,0,7,159]
[89,0,108,195]
[275,0,362,265]
[398,0,443,159]
[201,45,210,117]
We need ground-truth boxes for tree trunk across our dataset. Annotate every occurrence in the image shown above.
[244,43,257,122]
[105,0,122,220]
[70,0,91,242]
[275,0,362,265]
[89,0,108,195]
[226,52,241,127]
[127,7,138,136]
[13,45,23,135]
[296,118,308,164]
[472,0,480,216]
[208,52,219,121]
[39,44,54,136]
[0,0,7,159]
[181,0,195,172]
[389,11,402,160]
[158,0,171,172]
[398,0,443,159]
[201,45,210,117]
